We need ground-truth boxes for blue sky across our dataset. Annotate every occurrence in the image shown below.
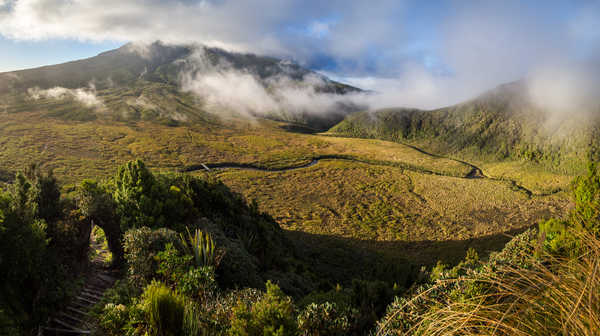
[0,36,121,72]
[0,0,599,108]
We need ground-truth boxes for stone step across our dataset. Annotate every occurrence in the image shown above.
[60,312,85,324]
[52,318,84,332]
[43,327,91,334]
[74,296,98,305]
[80,291,103,301]
[65,306,89,317]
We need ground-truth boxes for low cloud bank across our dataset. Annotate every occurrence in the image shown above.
[28,84,104,109]
[179,48,367,119]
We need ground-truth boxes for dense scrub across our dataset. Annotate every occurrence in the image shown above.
[0,166,91,334]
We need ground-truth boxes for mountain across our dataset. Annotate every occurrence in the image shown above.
[0,42,361,129]
[329,80,598,173]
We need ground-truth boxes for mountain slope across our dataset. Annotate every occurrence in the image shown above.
[0,42,361,129]
[329,80,597,173]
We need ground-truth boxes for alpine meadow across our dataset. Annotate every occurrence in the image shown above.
[0,1,599,335]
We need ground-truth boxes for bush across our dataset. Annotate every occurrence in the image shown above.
[123,227,179,286]
[141,281,186,336]
[155,242,192,286]
[99,303,129,335]
[112,160,195,232]
[0,308,20,336]
[297,302,354,336]
[229,281,298,336]
[178,266,217,301]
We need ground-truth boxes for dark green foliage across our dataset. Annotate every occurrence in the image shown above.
[108,158,295,291]
[155,243,193,286]
[229,281,298,336]
[98,303,130,335]
[179,228,218,268]
[123,227,180,286]
[111,160,291,275]
[572,163,600,233]
[539,163,600,255]
[349,279,395,330]
[0,308,20,336]
[113,159,193,231]
[297,302,355,336]
[177,267,217,301]
[0,166,89,332]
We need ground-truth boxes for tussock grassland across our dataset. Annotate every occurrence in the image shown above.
[214,161,568,242]
[480,160,575,195]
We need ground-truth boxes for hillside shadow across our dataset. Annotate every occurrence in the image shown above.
[285,226,530,288]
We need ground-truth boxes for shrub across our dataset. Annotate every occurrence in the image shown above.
[178,266,217,301]
[229,281,298,336]
[99,303,129,335]
[123,227,179,286]
[112,160,194,232]
[297,302,354,336]
[0,308,20,336]
[350,279,393,329]
[141,281,186,336]
[155,242,192,286]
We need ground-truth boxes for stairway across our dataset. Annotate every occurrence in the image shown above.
[40,228,117,335]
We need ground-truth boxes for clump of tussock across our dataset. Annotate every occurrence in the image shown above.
[377,229,600,336]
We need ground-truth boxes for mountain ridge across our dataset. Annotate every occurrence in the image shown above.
[328,79,597,174]
[0,41,362,129]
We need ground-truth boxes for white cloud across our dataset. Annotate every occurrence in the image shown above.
[28,84,104,108]
[179,48,366,119]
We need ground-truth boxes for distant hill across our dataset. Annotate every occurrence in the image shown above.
[0,42,361,129]
[329,80,598,173]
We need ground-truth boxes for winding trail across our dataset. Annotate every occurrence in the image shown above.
[182,147,564,198]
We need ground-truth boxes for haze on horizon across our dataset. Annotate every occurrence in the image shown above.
[0,0,599,111]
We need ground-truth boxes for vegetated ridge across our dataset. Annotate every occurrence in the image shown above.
[329,80,599,175]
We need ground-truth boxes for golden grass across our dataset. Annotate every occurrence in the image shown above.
[481,161,576,195]
[378,230,600,336]
[213,161,568,242]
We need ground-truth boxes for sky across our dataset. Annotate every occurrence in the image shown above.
[0,0,599,109]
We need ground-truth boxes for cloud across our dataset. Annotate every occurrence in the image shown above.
[28,84,104,108]
[1,0,599,112]
[179,48,366,120]
[527,61,600,117]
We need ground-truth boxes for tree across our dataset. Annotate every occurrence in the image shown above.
[78,179,124,266]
